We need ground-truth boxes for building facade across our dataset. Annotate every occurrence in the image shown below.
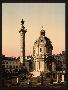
[2,56,20,72]
[2,55,33,72]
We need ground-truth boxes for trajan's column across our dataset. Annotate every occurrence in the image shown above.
[19,19,27,64]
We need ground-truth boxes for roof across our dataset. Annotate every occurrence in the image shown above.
[44,36,53,50]
[34,36,53,50]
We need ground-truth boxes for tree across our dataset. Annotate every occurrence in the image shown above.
[46,55,57,84]
[18,65,30,80]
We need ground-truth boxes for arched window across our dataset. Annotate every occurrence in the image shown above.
[16,66,18,68]
[41,40,43,42]
[6,62,8,64]
[40,48,42,52]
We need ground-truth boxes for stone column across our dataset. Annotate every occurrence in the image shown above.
[19,19,27,64]
[57,74,58,83]
[61,74,64,82]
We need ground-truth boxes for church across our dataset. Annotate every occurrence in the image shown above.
[32,27,57,80]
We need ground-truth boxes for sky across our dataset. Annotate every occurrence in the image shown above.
[2,3,65,57]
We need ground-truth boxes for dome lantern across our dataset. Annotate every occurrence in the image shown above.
[40,26,45,36]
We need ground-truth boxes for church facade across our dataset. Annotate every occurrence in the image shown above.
[32,28,56,78]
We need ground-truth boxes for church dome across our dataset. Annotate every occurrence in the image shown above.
[36,30,53,50]
[44,36,53,50]
[33,28,53,58]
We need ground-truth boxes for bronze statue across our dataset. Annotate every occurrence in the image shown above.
[21,19,24,25]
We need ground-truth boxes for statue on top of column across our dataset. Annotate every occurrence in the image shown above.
[21,19,25,29]
[21,19,24,25]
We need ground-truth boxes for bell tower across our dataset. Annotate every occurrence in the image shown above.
[19,19,27,63]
